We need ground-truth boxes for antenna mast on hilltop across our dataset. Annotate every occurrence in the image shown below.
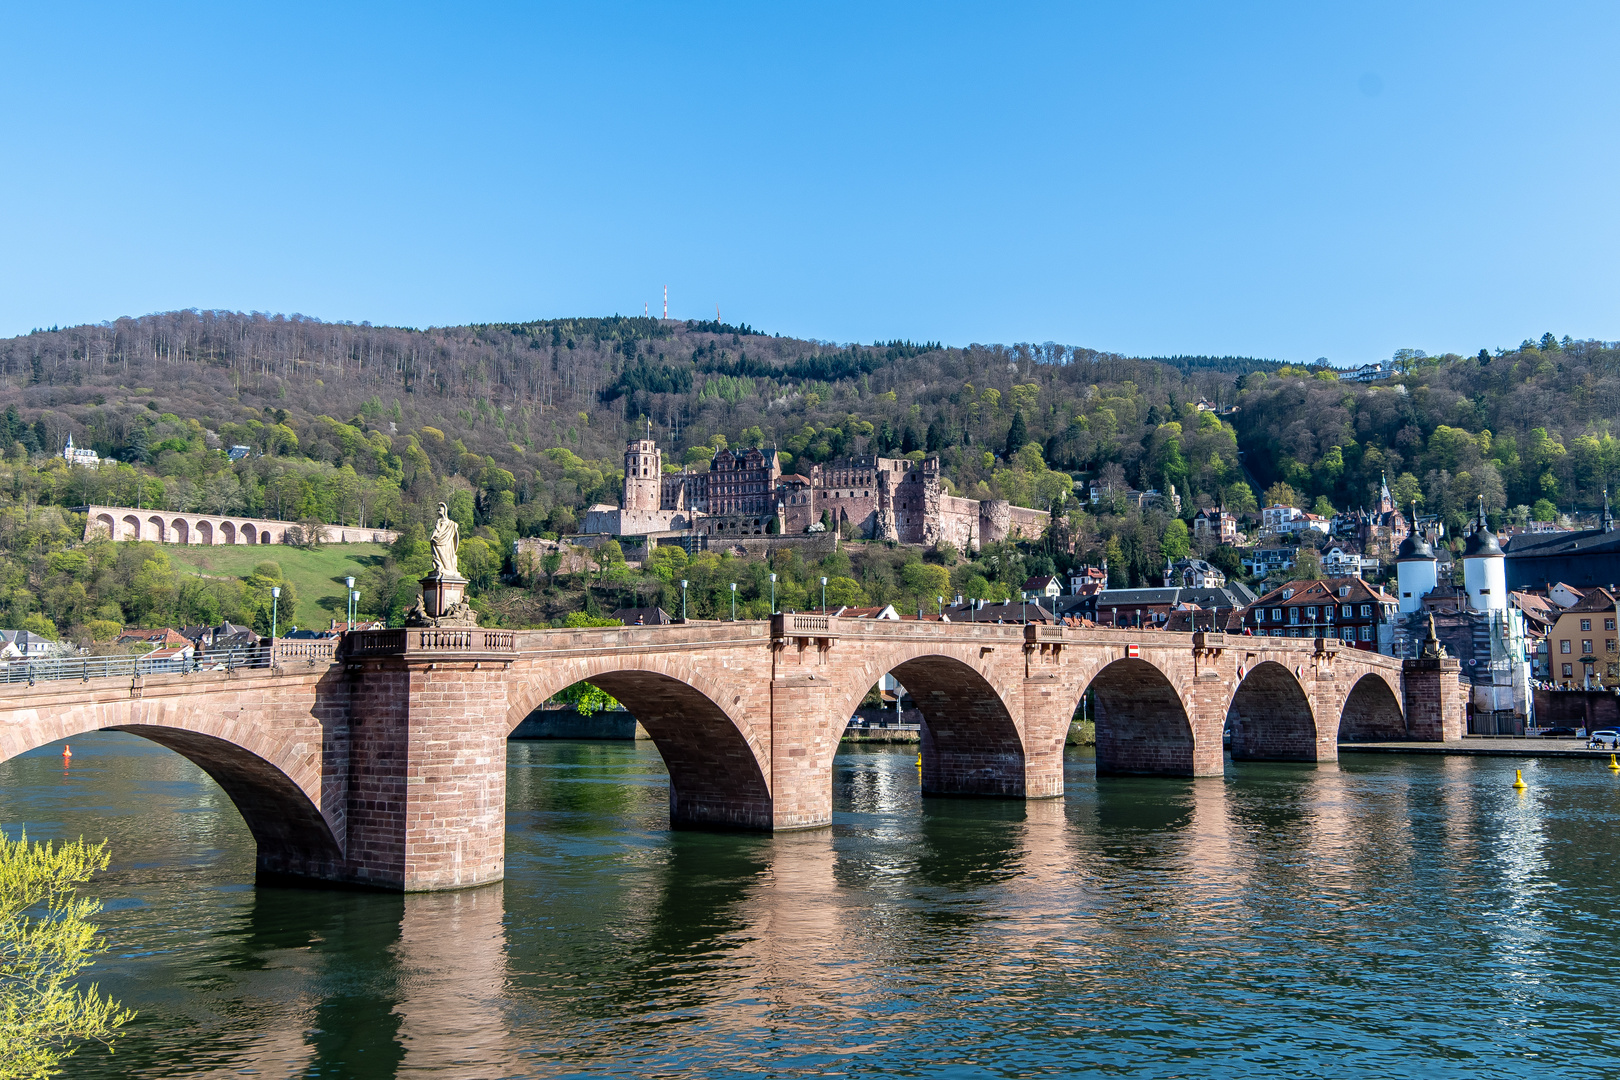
[663,285,667,320]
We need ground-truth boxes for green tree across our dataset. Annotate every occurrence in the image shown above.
[1162,519,1190,561]
[0,832,133,1077]
[1004,410,1027,459]
[1263,482,1299,508]
[550,680,619,714]
[1532,498,1558,523]
[1311,496,1336,518]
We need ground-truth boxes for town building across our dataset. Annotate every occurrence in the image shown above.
[1502,496,1620,591]
[1332,479,1413,560]
[61,434,101,468]
[1261,505,1330,537]
[1192,506,1240,545]
[1244,545,1298,577]
[1163,558,1226,588]
[1241,578,1395,649]
[1322,542,1379,579]
[0,629,55,659]
[116,627,192,650]
[1021,575,1062,600]
[1545,587,1620,688]
[585,436,1047,550]
[611,607,675,626]
[1063,582,1257,629]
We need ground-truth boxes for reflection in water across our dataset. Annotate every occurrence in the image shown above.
[3,732,1620,1077]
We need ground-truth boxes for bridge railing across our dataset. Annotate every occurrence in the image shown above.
[0,644,276,686]
[342,627,518,657]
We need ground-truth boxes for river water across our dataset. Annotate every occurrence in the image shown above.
[4,731,1618,1078]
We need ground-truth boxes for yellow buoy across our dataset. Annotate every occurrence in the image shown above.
[1609,754,1619,773]
[1513,768,1527,790]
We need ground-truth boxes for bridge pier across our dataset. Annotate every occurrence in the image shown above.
[341,634,515,891]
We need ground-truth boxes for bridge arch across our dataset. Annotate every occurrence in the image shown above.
[1226,660,1318,761]
[1084,657,1198,776]
[822,643,1029,797]
[0,692,342,883]
[121,514,139,540]
[147,514,165,541]
[505,658,772,830]
[1337,671,1405,741]
[171,517,190,544]
[196,519,214,545]
[221,520,237,544]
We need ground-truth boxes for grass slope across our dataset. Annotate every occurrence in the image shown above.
[166,543,391,630]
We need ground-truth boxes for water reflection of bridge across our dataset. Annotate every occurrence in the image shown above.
[0,617,1463,890]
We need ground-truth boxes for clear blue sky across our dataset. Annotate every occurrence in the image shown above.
[3,3,1616,363]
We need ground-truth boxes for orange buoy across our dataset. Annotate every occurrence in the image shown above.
[61,744,72,764]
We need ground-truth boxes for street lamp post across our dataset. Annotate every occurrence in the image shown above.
[351,589,360,627]
[730,582,737,620]
[270,586,281,639]
[770,572,777,614]
[681,579,688,622]
[345,576,356,628]
[821,576,828,612]
[938,594,944,618]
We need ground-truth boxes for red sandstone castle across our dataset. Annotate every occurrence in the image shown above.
[584,437,1046,550]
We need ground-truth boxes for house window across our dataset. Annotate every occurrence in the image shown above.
[1360,605,1371,617]
[1582,619,1592,632]
[1342,627,1355,643]
[1272,608,1282,621]
[1289,609,1299,624]
[1563,663,1574,678]
[1289,628,1302,637]
[1360,626,1373,641]
[1325,606,1335,621]
[1610,639,1618,653]
[1307,606,1318,620]
[1583,640,1594,654]
[1562,639,1572,653]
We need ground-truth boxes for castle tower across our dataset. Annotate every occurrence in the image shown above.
[1395,502,1437,613]
[1461,498,1505,612]
[622,437,661,512]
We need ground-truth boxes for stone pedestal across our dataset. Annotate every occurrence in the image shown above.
[408,573,476,627]
[1402,656,1465,740]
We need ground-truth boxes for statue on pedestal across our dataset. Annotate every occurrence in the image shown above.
[406,503,478,627]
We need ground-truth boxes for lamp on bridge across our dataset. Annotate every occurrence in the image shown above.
[821,576,828,612]
[270,586,280,639]
[730,581,737,620]
[938,594,944,617]
[770,572,777,614]
[345,576,356,627]
[681,579,688,622]
[351,589,361,627]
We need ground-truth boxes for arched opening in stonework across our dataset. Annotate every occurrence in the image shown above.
[884,656,1025,797]
[121,514,140,540]
[1083,658,1196,776]
[510,670,771,830]
[196,520,214,545]
[93,513,115,540]
[172,518,190,544]
[242,524,258,544]
[147,515,166,541]
[1338,674,1405,742]
[1226,661,1318,761]
[0,724,342,885]
[221,521,237,544]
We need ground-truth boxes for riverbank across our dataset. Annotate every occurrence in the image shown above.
[1340,738,1618,760]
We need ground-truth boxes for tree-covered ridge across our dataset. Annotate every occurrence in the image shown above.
[1234,337,1620,534]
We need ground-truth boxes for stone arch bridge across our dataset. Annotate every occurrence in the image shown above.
[0,617,1462,891]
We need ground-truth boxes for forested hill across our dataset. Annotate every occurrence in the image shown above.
[0,310,1275,538]
[1234,338,1620,536]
